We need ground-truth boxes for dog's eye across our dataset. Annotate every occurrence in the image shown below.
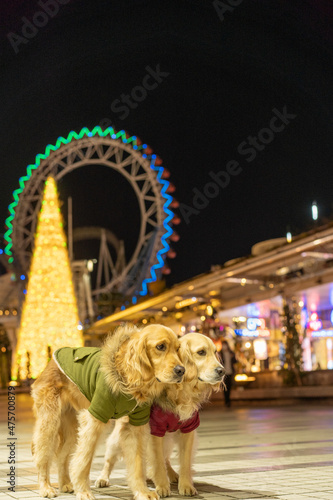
[197,350,206,356]
[156,343,166,351]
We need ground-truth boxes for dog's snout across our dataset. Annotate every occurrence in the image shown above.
[215,366,225,377]
[174,365,185,377]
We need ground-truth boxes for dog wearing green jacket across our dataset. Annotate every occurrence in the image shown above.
[31,323,185,500]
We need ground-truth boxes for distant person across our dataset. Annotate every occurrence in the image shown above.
[220,340,236,407]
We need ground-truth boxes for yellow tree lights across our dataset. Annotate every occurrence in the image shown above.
[13,177,83,380]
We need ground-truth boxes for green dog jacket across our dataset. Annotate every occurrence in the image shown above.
[54,346,150,425]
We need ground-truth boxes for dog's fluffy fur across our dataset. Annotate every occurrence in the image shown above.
[96,333,225,497]
[31,323,184,500]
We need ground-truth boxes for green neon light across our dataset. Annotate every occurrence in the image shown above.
[4,127,140,257]
[115,130,126,140]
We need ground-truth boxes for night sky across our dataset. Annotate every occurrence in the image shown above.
[1,0,333,286]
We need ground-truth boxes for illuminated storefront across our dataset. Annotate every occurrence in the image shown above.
[211,283,333,373]
[90,226,333,374]
[211,297,284,373]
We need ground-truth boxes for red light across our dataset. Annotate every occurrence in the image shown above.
[308,312,322,331]
[310,312,318,321]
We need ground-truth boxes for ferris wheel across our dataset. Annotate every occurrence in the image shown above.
[4,126,180,298]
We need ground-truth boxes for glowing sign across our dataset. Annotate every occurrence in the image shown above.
[247,318,261,331]
[308,312,322,331]
[235,329,258,337]
[247,317,266,331]
[311,329,333,338]
[235,328,270,338]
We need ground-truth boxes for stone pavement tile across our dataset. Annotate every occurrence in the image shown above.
[299,484,333,492]
[192,496,236,500]
[190,480,278,499]
[309,493,333,500]
[306,497,333,500]
[93,491,128,498]
[94,495,124,499]
[48,496,73,500]
[218,493,275,499]
[4,491,37,498]
[282,491,321,497]
[202,490,262,499]
[93,493,122,500]
[278,496,326,500]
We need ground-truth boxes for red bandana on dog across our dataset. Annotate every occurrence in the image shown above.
[149,404,200,437]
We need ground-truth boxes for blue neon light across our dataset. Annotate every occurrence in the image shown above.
[235,329,259,337]
[139,158,174,296]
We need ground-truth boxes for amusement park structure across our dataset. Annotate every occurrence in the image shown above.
[2,126,180,322]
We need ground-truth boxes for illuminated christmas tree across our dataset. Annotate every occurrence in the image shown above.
[13,177,83,380]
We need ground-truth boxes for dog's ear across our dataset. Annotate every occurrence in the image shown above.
[179,341,198,382]
[126,333,153,383]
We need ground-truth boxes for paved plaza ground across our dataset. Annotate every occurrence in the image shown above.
[0,393,333,500]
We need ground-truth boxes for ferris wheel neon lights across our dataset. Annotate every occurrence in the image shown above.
[4,126,174,297]
[140,156,173,296]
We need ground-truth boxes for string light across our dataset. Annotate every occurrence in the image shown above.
[12,177,83,380]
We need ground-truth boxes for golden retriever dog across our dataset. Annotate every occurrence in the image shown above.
[96,333,224,497]
[31,323,185,500]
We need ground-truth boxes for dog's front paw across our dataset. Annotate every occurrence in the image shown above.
[39,485,57,498]
[178,481,198,496]
[60,483,73,493]
[76,492,96,500]
[94,476,109,488]
[134,489,160,500]
[156,482,171,497]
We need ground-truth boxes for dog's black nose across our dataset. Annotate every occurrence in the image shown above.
[174,365,185,377]
[215,366,225,377]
